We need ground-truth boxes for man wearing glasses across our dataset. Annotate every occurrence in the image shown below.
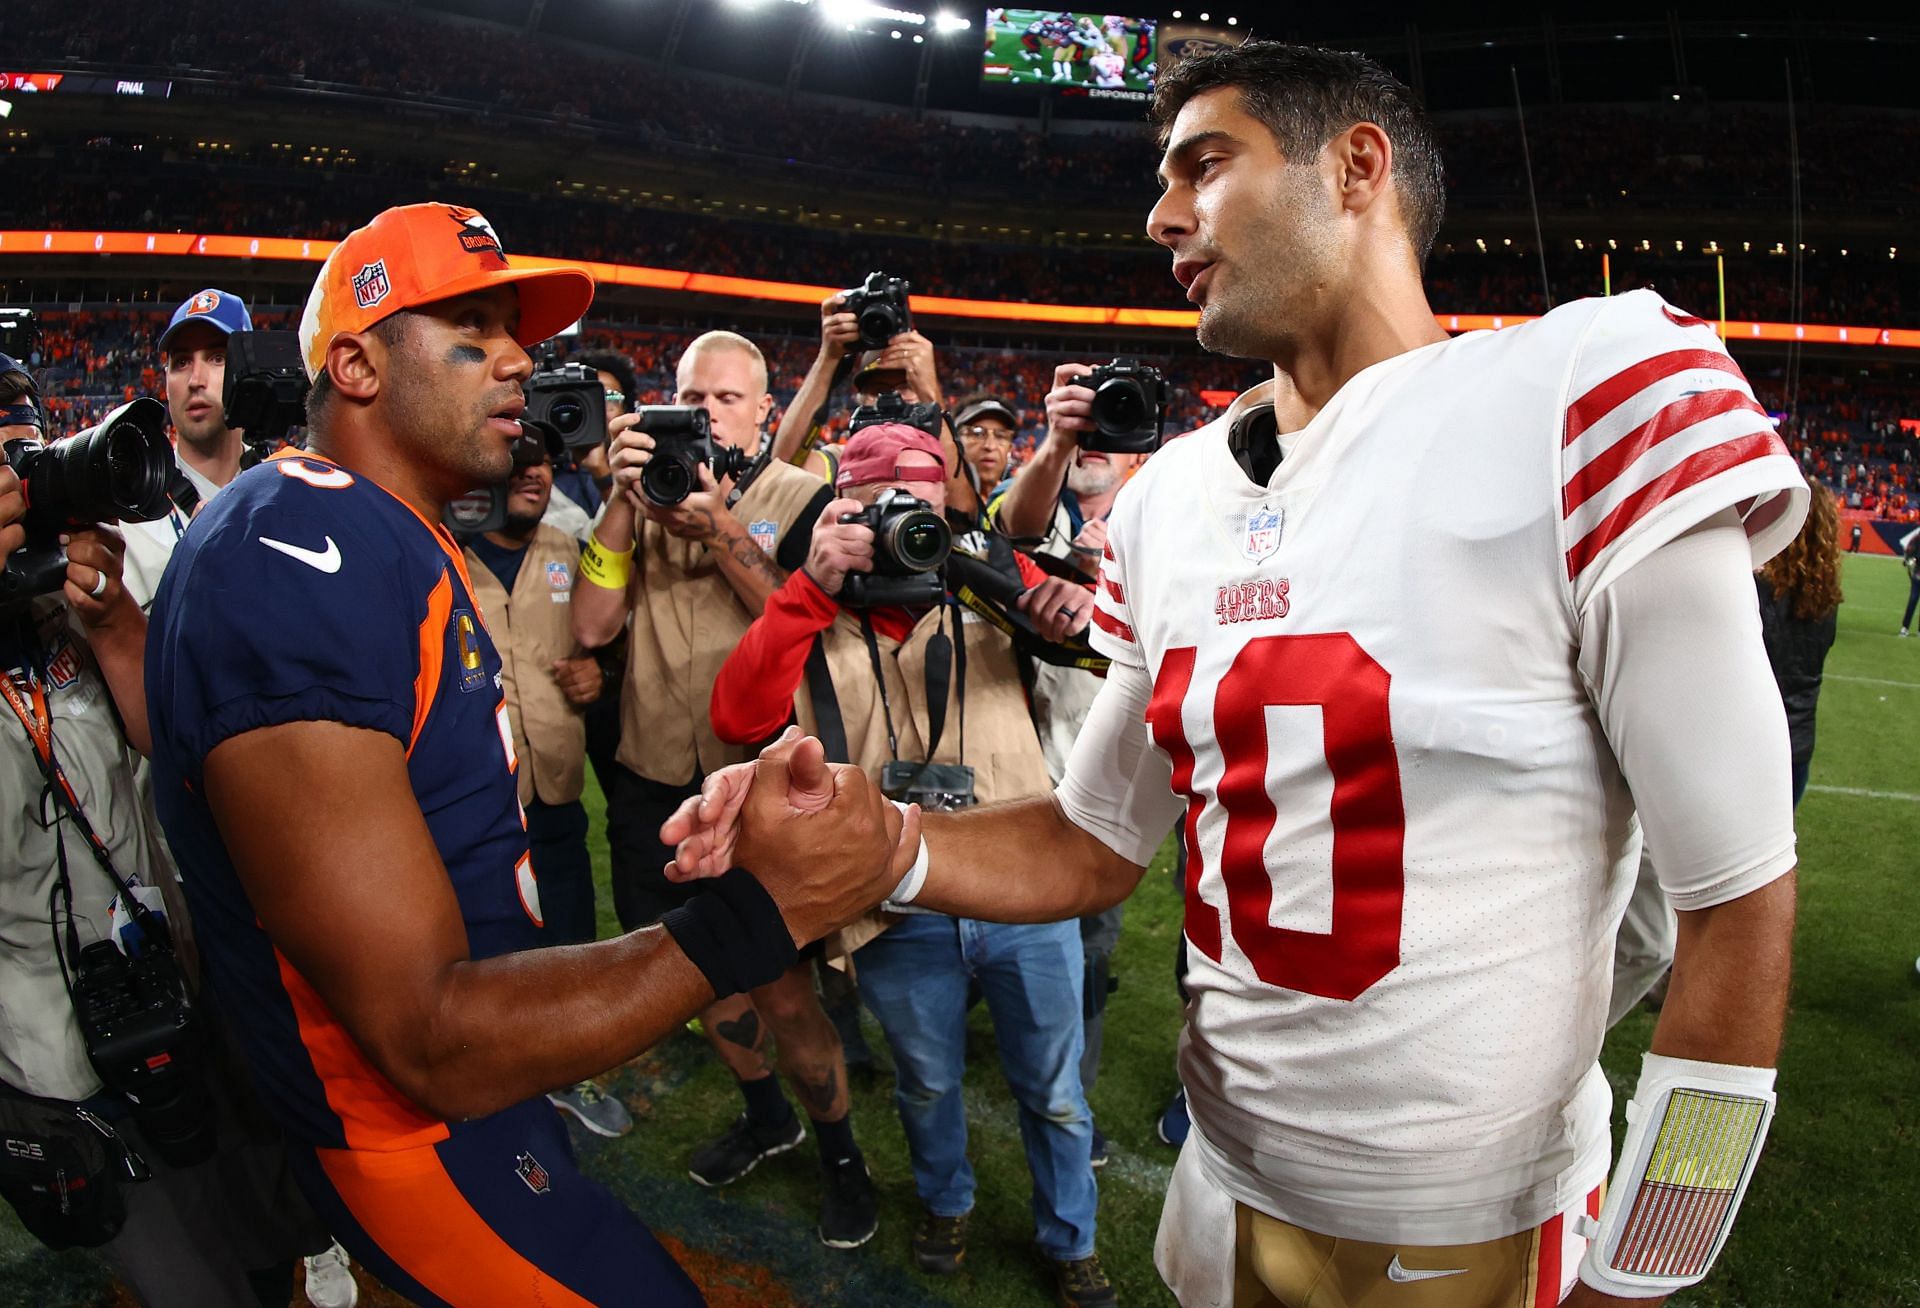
[952,394,1018,497]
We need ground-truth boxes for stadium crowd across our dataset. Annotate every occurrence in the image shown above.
[12,0,1920,216]
[21,305,1918,523]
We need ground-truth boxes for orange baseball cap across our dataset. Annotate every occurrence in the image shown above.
[297,203,595,379]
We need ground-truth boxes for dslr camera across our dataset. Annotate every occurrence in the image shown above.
[843,271,913,350]
[1081,357,1170,454]
[849,390,943,441]
[523,354,606,453]
[222,330,310,454]
[839,489,952,609]
[0,397,176,617]
[70,921,214,1168]
[635,406,752,507]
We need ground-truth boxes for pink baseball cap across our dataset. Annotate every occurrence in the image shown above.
[835,422,948,489]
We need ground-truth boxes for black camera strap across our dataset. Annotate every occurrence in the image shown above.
[857,598,967,772]
[803,639,851,766]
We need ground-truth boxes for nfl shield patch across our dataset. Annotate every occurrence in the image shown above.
[351,260,392,310]
[1243,504,1284,563]
[748,519,779,555]
[44,636,84,691]
[545,560,571,590]
[514,1152,551,1195]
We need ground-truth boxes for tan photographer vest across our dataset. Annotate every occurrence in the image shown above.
[616,459,825,784]
[465,524,588,808]
[795,599,1055,964]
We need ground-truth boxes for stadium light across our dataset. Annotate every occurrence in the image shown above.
[821,0,927,26]
[933,10,971,32]
[0,99,11,120]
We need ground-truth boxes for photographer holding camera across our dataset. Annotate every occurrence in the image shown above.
[772,275,978,516]
[0,360,344,1307]
[571,329,885,1249]
[707,418,1115,1306]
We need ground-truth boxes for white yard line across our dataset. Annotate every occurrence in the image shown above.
[1826,674,1920,689]
[1806,785,1920,804]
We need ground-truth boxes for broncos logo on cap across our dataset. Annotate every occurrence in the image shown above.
[187,290,221,315]
[448,207,507,266]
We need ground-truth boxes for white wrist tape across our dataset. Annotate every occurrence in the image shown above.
[1577,1053,1777,1298]
[885,800,930,906]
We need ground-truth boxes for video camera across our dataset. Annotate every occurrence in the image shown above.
[635,406,752,507]
[844,271,913,350]
[839,489,952,609]
[0,307,36,363]
[444,424,564,536]
[222,330,309,455]
[0,397,176,617]
[524,350,606,453]
[1080,357,1169,454]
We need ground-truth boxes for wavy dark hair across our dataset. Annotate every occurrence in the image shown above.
[1759,484,1844,621]
[1148,41,1446,264]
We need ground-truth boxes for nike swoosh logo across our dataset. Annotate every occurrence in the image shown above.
[258,534,342,574]
[1385,1254,1468,1283]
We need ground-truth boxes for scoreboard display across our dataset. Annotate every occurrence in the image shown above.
[980,9,1157,99]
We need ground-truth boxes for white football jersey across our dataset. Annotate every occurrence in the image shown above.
[1087,290,1806,1244]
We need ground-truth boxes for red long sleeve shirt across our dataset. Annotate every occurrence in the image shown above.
[709,556,1050,745]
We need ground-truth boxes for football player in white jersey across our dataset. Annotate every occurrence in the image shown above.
[664,41,1804,1308]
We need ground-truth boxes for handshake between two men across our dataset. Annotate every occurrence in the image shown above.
[657,723,1152,953]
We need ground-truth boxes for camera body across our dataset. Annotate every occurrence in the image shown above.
[844,272,913,350]
[0,397,176,617]
[839,488,952,609]
[635,406,751,507]
[1081,357,1170,454]
[71,934,214,1168]
[849,390,943,441]
[221,330,309,452]
[523,358,607,453]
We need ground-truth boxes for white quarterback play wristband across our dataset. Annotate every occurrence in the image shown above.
[1577,1052,1777,1298]
[886,800,931,906]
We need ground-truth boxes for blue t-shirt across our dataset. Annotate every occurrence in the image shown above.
[146,452,538,1152]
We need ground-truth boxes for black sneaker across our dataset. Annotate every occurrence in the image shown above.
[1089,1127,1109,1171]
[818,1155,879,1249]
[1048,1252,1118,1307]
[911,1209,970,1274]
[687,1112,805,1188]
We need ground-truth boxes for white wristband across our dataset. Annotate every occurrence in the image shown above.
[885,800,930,906]
[1577,1053,1777,1298]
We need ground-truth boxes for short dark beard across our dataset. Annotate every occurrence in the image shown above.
[501,507,542,539]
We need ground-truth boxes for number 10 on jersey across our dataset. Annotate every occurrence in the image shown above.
[1147,633,1407,1002]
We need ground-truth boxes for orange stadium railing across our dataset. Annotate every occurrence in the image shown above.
[6,229,1920,349]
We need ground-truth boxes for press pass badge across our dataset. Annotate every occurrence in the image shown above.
[107,884,170,957]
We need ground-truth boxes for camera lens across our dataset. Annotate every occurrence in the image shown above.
[24,398,174,530]
[549,397,584,436]
[1094,378,1148,435]
[885,511,952,572]
[102,418,172,513]
[858,306,898,345]
[644,456,693,506]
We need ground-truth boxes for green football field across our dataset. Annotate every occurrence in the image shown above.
[4,554,1916,1307]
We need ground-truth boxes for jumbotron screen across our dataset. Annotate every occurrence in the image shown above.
[980,9,1158,98]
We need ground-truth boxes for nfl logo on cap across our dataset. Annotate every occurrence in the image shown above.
[352,260,392,311]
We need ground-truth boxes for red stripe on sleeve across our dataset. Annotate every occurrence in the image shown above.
[1100,573,1125,605]
[1563,389,1772,514]
[1565,349,1744,446]
[1565,430,1785,580]
[1090,606,1135,645]
[1145,648,1220,963]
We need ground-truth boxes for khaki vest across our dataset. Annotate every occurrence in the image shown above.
[796,601,1056,965]
[465,525,588,807]
[617,459,824,783]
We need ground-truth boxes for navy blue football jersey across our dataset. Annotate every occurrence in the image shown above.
[147,451,540,1151]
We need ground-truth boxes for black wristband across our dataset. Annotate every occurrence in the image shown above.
[660,868,800,999]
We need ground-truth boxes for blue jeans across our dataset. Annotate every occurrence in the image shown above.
[856,913,1095,1261]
